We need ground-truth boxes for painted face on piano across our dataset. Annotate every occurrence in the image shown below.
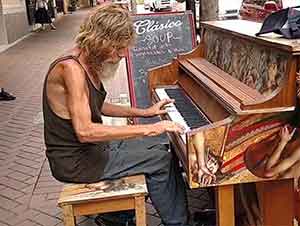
[206,153,219,174]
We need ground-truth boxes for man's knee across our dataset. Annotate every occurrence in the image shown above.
[148,144,171,161]
[152,148,173,173]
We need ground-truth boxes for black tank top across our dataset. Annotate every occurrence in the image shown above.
[43,54,109,183]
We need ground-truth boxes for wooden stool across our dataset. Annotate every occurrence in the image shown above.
[58,175,148,226]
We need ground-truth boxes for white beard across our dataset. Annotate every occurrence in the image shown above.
[97,60,121,81]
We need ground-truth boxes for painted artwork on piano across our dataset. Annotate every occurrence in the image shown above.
[148,19,300,193]
[188,112,300,188]
[203,29,288,96]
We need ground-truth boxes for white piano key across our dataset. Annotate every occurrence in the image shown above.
[155,88,190,144]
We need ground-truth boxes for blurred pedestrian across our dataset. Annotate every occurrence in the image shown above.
[35,0,56,30]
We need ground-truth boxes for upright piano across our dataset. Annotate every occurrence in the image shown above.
[148,19,299,226]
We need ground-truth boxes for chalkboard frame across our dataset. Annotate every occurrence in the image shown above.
[126,11,197,109]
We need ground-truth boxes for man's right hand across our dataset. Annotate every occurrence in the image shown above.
[148,120,185,136]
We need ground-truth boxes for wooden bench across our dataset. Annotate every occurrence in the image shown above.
[58,175,148,226]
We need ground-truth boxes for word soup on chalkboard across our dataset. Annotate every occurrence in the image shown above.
[126,11,196,109]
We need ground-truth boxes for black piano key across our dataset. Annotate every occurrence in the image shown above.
[165,88,210,128]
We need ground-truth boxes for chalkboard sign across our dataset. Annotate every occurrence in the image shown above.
[126,11,196,109]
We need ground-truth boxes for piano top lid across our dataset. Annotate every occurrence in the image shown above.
[201,19,300,55]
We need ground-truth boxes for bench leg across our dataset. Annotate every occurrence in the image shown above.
[62,205,76,226]
[135,196,146,226]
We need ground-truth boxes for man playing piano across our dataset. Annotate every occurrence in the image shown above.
[42,3,191,226]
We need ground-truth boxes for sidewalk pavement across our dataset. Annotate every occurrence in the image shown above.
[0,8,211,226]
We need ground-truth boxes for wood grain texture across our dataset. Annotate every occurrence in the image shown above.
[216,185,235,226]
[73,198,135,216]
[58,175,147,205]
[256,179,294,226]
[62,205,76,226]
[58,175,148,226]
[201,20,300,54]
[135,196,146,226]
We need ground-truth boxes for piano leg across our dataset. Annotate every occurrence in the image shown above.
[256,179,294,226]
[215,185,235,226]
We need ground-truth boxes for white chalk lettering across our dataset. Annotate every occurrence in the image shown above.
[134,19,183,35]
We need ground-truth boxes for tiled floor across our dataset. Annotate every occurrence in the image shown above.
[0,8,211,226]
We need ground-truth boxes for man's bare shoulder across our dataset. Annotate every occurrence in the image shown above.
[59,59,85,78]
[46,58,88,119]
[48,59,86,87]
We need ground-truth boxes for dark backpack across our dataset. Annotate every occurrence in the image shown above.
[256,6,300,39]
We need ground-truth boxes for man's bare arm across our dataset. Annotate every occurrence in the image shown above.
[101,102,148,117]
[101,99,174,118]
[62,62,184,143]
[265,127,295,171]
[265,147,300,177]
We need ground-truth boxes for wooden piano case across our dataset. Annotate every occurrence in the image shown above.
[148,19,300,226]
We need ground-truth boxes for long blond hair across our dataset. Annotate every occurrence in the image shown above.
[76,3,135,62]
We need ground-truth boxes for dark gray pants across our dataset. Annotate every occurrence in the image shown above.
[100,138,189,226]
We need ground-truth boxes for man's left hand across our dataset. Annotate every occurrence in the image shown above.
[145,99,175,117]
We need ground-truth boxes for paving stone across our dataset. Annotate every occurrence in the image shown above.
[38,206,62,218]
[34,186,63,195]
[7,171,34,182]
[10,164,39,177]
[0,208,16,222]
[22,147,44,156]
[0,136,18,143]
[29,194,48,207]
[147,214,162,226]
[77,217,96,226]
[31,212,61,226]
[53,223,64,226]
[46,192,61,201]
[146,202,157,215]
[15,195,32,206]
[37,175,56,182]
[40,169,54,177]
[0,132,22,140]
[23,143,44,150]
[1,187,25,200]
[0,196,20,210]
[20,219,44,226]
[14,158,42,169]
[0,169,14,177]
[21,184,36,193]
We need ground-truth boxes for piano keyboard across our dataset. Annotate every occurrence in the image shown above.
[155,88,210,143]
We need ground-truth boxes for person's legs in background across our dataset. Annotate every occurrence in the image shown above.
[49,22,56,30]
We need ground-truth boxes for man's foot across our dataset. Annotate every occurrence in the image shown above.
[0,90,16,101]
[95,211,135,226]
[193,209,216,226]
